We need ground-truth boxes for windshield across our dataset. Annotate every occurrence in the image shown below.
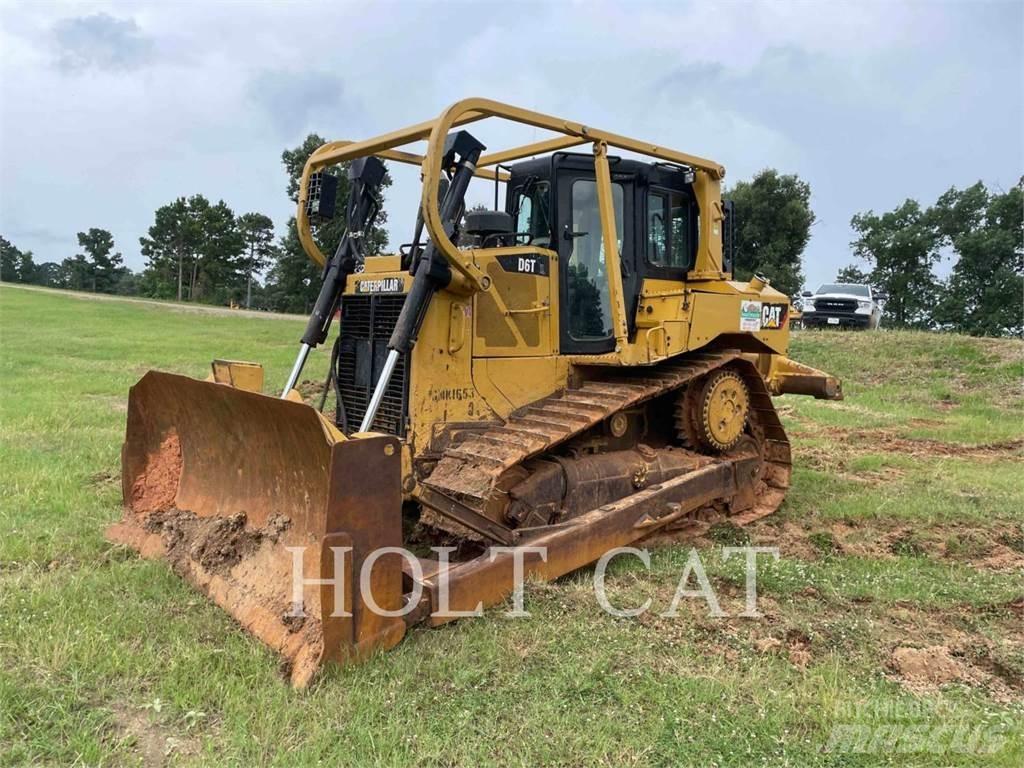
[816,283,869,297]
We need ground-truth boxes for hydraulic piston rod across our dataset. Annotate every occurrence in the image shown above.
[282,343,312,397]
[359,130,484,432]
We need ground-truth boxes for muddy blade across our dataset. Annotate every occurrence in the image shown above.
[108,371,405,686]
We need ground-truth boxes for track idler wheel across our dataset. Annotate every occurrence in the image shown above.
[678,368,751,452]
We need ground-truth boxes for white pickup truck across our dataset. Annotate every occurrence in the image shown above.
[800,283,883,330]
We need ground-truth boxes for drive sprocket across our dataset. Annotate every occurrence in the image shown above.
[677,368,750,452]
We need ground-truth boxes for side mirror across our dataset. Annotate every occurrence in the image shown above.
[801,291,812,298]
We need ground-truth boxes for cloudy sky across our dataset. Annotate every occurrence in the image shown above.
[1,0,1021,290]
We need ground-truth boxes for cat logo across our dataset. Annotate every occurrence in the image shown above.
[761,303,788,330]
[356,277,404,294]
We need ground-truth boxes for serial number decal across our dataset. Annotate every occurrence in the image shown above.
[760,303,789,330]
[740,300,762,332]
[430,387,475,403]
[356,277,404,294]
[496,254,549,276]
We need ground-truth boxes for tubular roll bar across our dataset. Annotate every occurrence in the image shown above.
[296,98,727,288]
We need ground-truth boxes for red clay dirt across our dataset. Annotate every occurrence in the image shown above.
[129,432,182,514]
[141,509,288,576]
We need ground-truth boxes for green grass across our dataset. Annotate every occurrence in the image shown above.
[2,284,1022,766]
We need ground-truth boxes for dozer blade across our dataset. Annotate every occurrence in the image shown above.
[108,371,407,687]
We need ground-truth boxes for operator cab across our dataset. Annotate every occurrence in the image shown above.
[504,153,699,354]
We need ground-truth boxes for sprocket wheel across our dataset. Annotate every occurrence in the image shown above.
[678,368,751,452]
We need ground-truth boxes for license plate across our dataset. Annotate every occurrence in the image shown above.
[827,317,840,325]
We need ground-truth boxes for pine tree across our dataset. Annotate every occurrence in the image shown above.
[192,200,244,304]
[140,197,202,300]
[238,212,277,308]
[1,236,25,282]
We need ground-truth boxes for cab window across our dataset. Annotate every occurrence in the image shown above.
[646,189,692,269]
[514,181,551,248]
[567,179,623,340]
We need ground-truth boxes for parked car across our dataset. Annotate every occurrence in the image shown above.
[800,283,883,329]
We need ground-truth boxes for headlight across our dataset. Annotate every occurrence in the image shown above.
[803,300,815,311]
[857,300,871,309]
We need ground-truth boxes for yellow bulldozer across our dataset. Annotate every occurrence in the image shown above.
[109,98,841,686]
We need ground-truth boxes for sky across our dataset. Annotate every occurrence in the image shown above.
[0,0,1021,291]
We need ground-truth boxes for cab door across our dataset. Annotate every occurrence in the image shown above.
[554,159,636,355]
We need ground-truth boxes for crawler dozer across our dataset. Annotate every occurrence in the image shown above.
[109,98,841,686]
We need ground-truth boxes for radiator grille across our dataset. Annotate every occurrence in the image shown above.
[336,294,409,437]
[815,298,858,315]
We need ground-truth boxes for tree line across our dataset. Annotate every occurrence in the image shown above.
[2,145,1019,336]
[841,180,1023,336]
[1,202,280,308]
[0,134,390,313]
[727,171,1021,337]
[2,228,132,294]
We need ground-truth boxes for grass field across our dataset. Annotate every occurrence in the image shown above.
[1,283,1022,766]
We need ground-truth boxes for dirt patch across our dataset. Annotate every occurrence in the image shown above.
[795,425,1024,464]
[109,703,199,767]
[754,636,783,654]
[746,513,1023,579]
[1005,597,1024,619]
[893,524,1024,572]
[866,434,1024,460]
[977,544,1024,573]
[750,520,821,560]
[296,378,326,405]
[998,527,1024,554]
[888,645,1019,700]
[793,443,909,487]
[143,508,291,576]
[785,628,813,668]
[891,645,963,687]
[626,539,1022,700]
[130,432,182,514]
[839,523,1015,570]
[85,393,129,413]
[89,469,120,489]
[975,337,1024,367]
